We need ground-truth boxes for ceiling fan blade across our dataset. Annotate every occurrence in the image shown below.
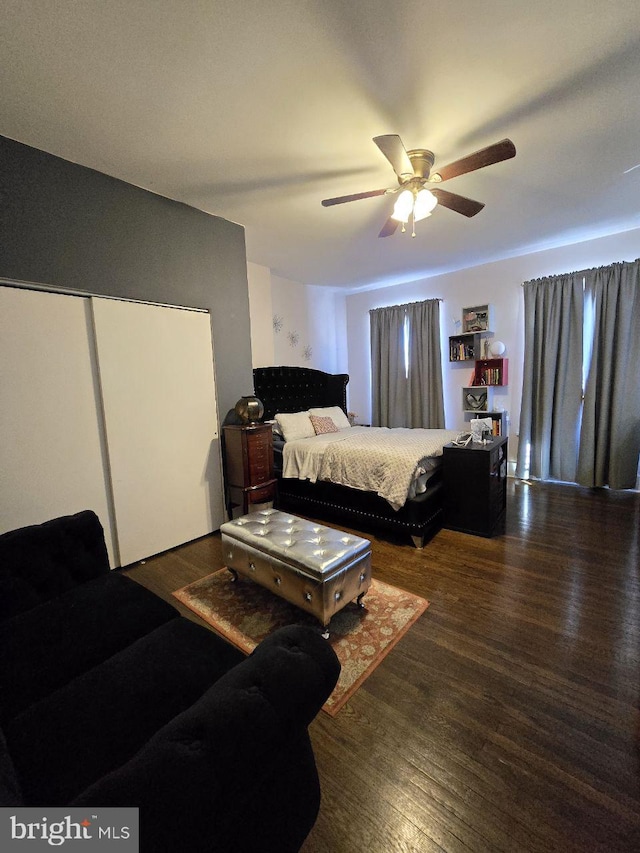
[321,188,388,207]
[373,135,414,179]
[433,139,516,183]
[431,189,485,217]
[378,217,400,238]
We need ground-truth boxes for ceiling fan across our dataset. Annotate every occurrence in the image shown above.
[321,135,516,237]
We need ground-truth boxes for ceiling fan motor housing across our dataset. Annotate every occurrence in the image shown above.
[406,149,436,180]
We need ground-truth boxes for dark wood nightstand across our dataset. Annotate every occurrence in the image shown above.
[443,436,508,537]
[222,423,277,518]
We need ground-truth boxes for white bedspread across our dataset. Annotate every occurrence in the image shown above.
[282,426,459,510]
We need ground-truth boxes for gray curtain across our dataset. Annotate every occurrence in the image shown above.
[577,260,640,488]
[516,274,584,481]
[370,299,444,428]
[370,303,407,428]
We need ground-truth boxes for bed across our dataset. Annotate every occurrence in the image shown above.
[253,366,459,547]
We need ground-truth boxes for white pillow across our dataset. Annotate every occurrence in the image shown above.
[309,406,351,430]
[274,411,316,442]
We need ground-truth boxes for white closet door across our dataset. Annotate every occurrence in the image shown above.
[0,286,117,565]
[91,298,223,565]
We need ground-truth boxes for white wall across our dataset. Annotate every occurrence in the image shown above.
[247,262,348,377]
[247,261,275,367]
[345,227,640,465]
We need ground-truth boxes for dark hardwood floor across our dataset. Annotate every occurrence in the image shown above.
[125,480,640,852]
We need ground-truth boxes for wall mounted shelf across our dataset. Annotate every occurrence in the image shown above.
[448,332,492,362]
[472,358,508,387]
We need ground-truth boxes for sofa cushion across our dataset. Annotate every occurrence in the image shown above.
[0,727,22,807]
[0,510,110,620]
[6,617,245,805]
[71,625,340,853]
[0,572,179,725]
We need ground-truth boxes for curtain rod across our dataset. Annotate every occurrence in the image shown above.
[521,258,639,285]
[369,297,443,311]
[521,271,590,285]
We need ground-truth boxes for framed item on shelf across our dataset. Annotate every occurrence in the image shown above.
[463,388,488,412]
[462,304,491,333]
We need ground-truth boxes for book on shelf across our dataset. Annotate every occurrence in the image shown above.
[474,367,502,386]
[450,341,475,360]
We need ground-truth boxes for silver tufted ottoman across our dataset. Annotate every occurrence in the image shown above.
[220,509,371,636]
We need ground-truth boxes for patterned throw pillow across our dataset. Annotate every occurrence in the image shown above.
[309,406,351,430]
[310,415,339,435]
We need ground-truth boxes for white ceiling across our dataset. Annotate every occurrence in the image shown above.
[2,0,639,291]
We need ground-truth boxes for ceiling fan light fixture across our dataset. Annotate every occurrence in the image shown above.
[391,189,414,223]
[322,135,515,237]
[413,188,438,222]
[391,187,438,227]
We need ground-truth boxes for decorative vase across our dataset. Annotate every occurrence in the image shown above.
[234,395,264,424]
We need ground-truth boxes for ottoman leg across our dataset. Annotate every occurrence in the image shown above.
[228,567,239,582]
[356,591,367,608]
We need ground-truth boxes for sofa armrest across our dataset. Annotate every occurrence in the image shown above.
[72,624,340,853]
[0,511,110,620]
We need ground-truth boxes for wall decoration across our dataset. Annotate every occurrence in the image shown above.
[303,345,312,361]
[465,389,488,411]
[287,330,299,347]
[462,304,491,333]
[272,314,283,333]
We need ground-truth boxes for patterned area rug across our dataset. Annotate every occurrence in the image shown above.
[173,569,429,716]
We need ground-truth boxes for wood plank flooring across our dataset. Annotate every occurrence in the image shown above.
[124,480,640,852]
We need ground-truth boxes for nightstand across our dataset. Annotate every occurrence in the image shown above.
[442,436,508,537]
[222,423,277,518]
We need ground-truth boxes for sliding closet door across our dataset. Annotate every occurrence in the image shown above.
[91,298,223,566]
[0,286,117,564]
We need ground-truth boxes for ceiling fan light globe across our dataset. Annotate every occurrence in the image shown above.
[413,189,438,221]
[391,212,410,223]
[413,210,432,223]
[391,189,414,223]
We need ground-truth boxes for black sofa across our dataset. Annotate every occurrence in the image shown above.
[0,510,340,852]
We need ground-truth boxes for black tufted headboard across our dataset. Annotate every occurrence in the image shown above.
[253,366,349,421]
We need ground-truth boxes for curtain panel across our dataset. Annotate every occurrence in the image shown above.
[370,303,408,428]
[516,274,584,481]
[370,299,444,429]
[577,261,640,488]
[517,258,640,489]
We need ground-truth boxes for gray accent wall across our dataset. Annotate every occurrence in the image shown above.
[0,135,252,418]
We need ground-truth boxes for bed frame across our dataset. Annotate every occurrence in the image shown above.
[253,366,445,547]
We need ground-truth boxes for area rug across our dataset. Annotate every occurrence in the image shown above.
[173,569,429,716]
